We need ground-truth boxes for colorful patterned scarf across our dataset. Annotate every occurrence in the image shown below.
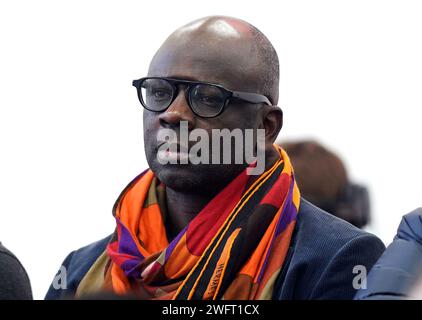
[76,145,300,300]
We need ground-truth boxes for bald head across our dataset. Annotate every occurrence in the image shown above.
[148,16,280,104]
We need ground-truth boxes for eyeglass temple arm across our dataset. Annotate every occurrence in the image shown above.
[232,91,272,105]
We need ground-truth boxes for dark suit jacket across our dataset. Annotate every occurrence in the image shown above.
[45,199,385,300]
[0,243,33,300]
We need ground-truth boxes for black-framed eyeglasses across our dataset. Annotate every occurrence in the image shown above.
[132,77,272,118]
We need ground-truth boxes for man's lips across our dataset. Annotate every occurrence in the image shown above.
[156,142,190,163]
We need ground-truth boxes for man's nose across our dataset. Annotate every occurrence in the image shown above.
[158,90,195,130]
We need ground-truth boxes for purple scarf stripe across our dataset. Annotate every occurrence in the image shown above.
[121,259,143,278]
[274,179,298,237]
[117,218,145,260]
[165,225,188,262]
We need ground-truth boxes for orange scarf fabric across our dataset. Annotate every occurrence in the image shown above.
[79,145,300,299]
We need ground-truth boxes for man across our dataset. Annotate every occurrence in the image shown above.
[0,242,32,300]
[46,16,385,300]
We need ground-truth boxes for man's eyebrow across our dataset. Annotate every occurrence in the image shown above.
[164,75,201,81]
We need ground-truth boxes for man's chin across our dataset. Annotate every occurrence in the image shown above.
[151,163,209,192]
[148,162,245,194]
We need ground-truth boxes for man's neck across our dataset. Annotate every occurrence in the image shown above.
[164,187,215,241]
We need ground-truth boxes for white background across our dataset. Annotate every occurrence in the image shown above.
[0,0,421,299]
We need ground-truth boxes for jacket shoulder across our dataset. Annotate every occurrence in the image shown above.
[355,208,422,299]
[45,235,112,299]
[292,199,383,261]
[274,198,385,300]
[0,243,33,299]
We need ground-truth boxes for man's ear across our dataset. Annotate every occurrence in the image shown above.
[261,106,283,144]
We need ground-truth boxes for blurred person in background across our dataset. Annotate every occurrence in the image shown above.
[0,242,32,299]
[280,140,370,228]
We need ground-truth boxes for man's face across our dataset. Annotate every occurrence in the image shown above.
[142,34,264,194]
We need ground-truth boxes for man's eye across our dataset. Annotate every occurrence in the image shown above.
[197,96,221,105]
[151,89,171,99]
